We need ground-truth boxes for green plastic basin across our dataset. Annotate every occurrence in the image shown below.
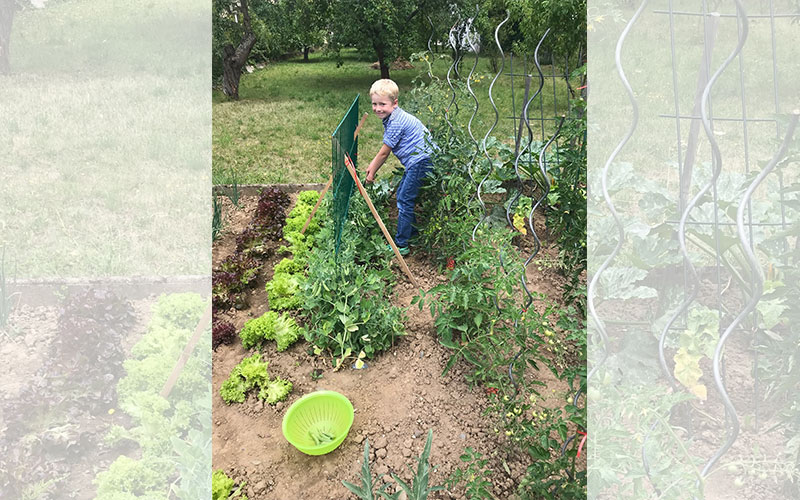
[282,390,354,455]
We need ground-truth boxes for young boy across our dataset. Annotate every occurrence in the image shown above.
[365,79,436,256]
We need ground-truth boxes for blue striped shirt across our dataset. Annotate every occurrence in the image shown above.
[382,107,436,168]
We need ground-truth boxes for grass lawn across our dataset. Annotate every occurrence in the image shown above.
[1,0,210,278]
[213,48,578,185]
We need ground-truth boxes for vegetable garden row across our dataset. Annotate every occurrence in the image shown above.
[1,290,211,499]
[211,63,587,498]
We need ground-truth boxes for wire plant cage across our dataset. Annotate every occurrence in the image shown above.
[588,0,800,497]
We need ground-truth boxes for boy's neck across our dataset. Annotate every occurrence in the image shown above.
[383,106,399,121]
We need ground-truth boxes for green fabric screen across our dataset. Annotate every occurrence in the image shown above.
[331,94,360,256]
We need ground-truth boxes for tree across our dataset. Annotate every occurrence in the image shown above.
[285,0,329,62]
[1,0,45,75]
[507,0,586,61]
[248,0,329,63]
[213,0,256,99]
[328,0,453,80]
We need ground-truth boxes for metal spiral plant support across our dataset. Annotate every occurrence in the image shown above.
[442,18,462,196]
[526,37,560,259]
[426,15,435,82]
[701,111,798,482]
[472,11,510,242]
[475,22,581,494]
[640,2,749,494]
[464,5,481,186]
[505,30,548,235]
[587,0,649,383]
[506,31,549,398]
[585,1,798,496]
[508,30,550,319]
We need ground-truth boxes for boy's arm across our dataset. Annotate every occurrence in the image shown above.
[365,144,392,183]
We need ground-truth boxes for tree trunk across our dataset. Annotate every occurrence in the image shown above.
[303,46,309,62]
[221,0,256,100]
[221,33,255,100]
[373,41,390,80]
[0,0,15,75]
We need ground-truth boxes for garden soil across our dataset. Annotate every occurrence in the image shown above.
[213,193,581,500]
[598,293,790,500]
[0,298,153,499]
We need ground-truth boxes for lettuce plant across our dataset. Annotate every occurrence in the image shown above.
[239,311,303,351]
[220,352,292,405]
[266,272,303,310]
[273,313,302,351]
[212,470,247,500]
[282,190,321,237]
[213,254,261,310]
[258,377,292,404]
[255,187,290,222]
[273,257,304,275]
[297,189,320,206]
[239,311,280,349]
[212,320,236,349]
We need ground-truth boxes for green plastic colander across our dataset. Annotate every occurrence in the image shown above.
[282,390,354,455]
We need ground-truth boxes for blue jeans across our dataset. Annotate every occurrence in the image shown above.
[395,158,432,248]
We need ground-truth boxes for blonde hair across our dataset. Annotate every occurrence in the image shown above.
[369,79,399,102]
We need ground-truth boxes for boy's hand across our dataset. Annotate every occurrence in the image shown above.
[366,144,391,184]
[365,165,377,184]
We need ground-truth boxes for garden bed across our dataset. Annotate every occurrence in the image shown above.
[212,188,583,499]
[1,282,210,499]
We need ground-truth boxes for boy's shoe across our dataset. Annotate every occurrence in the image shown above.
[386,244,410,256]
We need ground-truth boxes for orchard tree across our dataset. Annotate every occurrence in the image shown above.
[249,0,329,63]
[329,0,453,80]
[213,0,256,99]
[507,0,585,60]
[0,0,45,74]
[285,0,330,62]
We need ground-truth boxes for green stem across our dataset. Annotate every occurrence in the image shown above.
[649,409,705,493]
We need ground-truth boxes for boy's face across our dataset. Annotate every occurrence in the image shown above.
[371,94,397,120]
